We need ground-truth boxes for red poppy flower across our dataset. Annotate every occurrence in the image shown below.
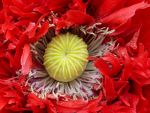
[0,0,150,113]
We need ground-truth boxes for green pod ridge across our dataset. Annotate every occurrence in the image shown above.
[43,33,88,82]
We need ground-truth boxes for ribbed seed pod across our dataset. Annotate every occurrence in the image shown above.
[43,33,88,82]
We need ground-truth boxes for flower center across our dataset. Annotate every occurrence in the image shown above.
[43,33,88,82]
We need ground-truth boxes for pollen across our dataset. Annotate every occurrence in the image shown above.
[43,33,88,82]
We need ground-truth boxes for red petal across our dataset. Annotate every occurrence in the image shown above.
[101,2,150,27]
[69,0,86,12]
[94,58,112,76]
[0,98,7,110]
[29,20,49,42]
[57,99,87,112]
[98,0,126,18]
[117,47,131,81]
[56,10,94,31]
[114,81,129,95]
[27,94,45,107]
[48,0,72,11]
[58,100,87,108]
[102,53,122,76]
[21,44,32,75]
[27,94,47,113]
[138,8,150,53]
[34,21,49,41]
[11,0,25,8]
[103,76,118,101]
[127,27,141,49]
[78,93,103,112]
[9,6,38,21]
[120,93,139,108]
[0,59,12,79]
[101,104,135,113]
[142,84,150,102]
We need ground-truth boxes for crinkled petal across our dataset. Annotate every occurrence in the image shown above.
[21,44,32,75]
[101,2,150,27]
[56,10,94,31]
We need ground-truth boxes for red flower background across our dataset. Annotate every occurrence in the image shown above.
[0,0,150,113]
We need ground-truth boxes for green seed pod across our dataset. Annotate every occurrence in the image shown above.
[43,33,88,82]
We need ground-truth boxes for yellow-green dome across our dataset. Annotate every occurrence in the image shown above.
[43,33,88,82]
